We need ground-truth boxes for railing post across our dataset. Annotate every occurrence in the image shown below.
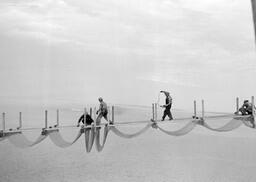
[202,100,205,119]
[2,112,5,131]
[90,108,92,117]
[251,0,256,44]
[236,97,239,112]
[154,103,157,121]
[152,103,155,121]
[19,112,22,129]
[56,109,59,127]
[45,110,48,129]
[84,108,87,126]
[112,106,114,123]
[194,100,197,118]
[252,96,255,117]
[94,107,97,125]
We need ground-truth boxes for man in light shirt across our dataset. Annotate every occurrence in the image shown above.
[96,97,113,124]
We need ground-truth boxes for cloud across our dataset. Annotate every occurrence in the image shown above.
[137,74,200,87]
[0,0,255,106]
[0,0,71,44]
[0,0,254,55]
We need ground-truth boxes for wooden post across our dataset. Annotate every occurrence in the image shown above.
[56,109,59,127]
[154,103,157,121]
[90,108,92,117]
[2,112,5,131]
[252,96,255,117]
[152,103,155,121]
[94,107,97,125]
[84,108,87,126]
[202,100,205,119]
[194,100,197,118]
[112,106,114,123]
[19,112,22,129]
[45,110,48,129]
[252,0,256,43]
[236,97,239,112]
[107,106,110,122]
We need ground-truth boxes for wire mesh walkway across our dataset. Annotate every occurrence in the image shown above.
[0,97,255,153]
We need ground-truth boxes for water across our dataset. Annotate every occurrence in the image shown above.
[1,105,256,182]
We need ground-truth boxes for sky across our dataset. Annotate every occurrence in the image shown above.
[0,0,255,112]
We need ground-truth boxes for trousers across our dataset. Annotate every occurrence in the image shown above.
[162,107,173,120]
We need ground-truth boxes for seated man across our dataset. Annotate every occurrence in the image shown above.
[77,112,94,127]
[236,100,254,115]
[235,100,255,128]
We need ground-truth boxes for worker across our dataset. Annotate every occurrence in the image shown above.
[160,91,173,121]
[235,99,255,128]
[77,111,94,127]
[236,100,255,115]
[96,97,113,124]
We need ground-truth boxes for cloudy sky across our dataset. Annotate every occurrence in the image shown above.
[0,0,255,112]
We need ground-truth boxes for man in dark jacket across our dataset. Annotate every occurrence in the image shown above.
[77,111,94,126]
[237,100,255,115]
[235,100,256,128]
[160,91,173,121]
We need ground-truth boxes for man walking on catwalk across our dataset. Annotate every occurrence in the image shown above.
[160,90,173,121]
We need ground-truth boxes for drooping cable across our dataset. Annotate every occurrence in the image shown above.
[199,119,243,132]
[8,133,47,148]
[156,120,198,136]
[95,125,109,152]
[85,127,95,153]
[110,123,152,139]
[48,129,83,148]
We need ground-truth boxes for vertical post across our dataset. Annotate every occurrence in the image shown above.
[201,100,205,119]
[236,97,239,112]
[94,107,97,125]
[84,108,87,126]
[194,100,197,118]
[152,103,155,121]
[111,106,114,124]
[251,0,256,44]
[154,103,157,121]
[90,108,92,117]
[112,106,114,124]
[107,106,110,122]
[56,109,59,127]
[19,112,22,129]
[2,112,5,131]
[45,110,48,129]
[252,96,255,117]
